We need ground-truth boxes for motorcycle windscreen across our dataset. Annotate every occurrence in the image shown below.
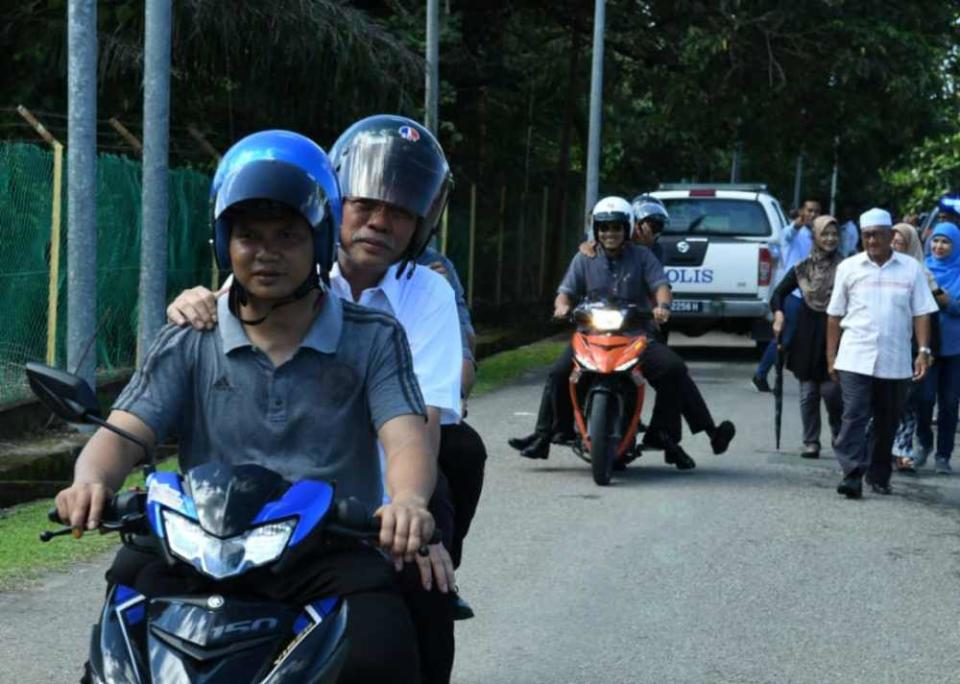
[184,463,291,538]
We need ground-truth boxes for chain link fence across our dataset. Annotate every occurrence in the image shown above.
[0,142,212,405]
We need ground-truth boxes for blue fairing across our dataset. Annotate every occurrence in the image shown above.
[252,479,334,546]
[145,471,197,538]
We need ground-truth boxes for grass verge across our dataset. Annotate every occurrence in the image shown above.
[0,459,178,592]
[473,336,567,397]
[0,336,565,591]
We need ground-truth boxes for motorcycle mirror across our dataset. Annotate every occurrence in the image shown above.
[26,362,101,423]
[25,362,157,475]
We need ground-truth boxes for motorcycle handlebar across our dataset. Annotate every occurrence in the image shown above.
[327,497,441,547]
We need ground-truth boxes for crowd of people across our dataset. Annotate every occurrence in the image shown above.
[758,194,960,498]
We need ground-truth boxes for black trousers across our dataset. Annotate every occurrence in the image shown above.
[438,421,487,568]
[409,422,486,684]
[647,372,716,439]
[835,371,909,486]
[106,543,420,683]
[534,340,689,445]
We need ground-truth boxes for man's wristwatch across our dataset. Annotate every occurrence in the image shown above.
[919,346,932,356]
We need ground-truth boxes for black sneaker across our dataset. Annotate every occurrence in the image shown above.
[751,375,772,393]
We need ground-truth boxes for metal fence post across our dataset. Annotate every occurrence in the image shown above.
[440,207,449,256]
[16,106,65,366]
[67,0,98,387]
[538,186,548,299]
[139,0,172,366]
[186,125,223,291]
[495,186,506,305]
[467,184,477,308]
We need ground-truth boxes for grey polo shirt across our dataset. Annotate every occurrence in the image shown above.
[557,242,669,310]
[113,292,426,511]
[417,247,476,363]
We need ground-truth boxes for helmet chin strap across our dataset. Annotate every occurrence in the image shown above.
[229,271,321,326]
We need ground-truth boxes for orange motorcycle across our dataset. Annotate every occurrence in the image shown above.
[568,298,650,485]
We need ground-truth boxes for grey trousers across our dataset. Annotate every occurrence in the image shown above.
[800,380,843,449]
[834,371,909,484]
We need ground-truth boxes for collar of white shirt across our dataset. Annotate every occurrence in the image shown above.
[328,261,404,315]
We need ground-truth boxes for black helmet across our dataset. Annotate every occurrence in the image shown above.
[329,115,453,276]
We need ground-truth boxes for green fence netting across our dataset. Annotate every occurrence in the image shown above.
[0,142,212,405]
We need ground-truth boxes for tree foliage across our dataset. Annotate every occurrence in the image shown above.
[1,0,957,288]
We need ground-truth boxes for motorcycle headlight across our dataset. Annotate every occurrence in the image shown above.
[590,309,625,331]
[162,510,296,580]
[614,358,638,372]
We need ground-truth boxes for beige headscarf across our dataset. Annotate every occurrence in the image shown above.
[794,215,843,312]
[893,222,938,290]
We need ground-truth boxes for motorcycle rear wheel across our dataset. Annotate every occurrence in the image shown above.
[588,393,615,486]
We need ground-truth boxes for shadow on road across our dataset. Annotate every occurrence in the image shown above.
[527,462,786,489]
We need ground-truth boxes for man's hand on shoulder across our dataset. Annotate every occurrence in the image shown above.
[167,286,218,330]
[578,240,597,258]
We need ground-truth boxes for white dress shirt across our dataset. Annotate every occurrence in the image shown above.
[827,251,938,379]
[329,261,462,425]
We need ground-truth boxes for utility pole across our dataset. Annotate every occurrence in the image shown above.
[67,0,97,387]
[425,0,439,134]
[138,0,172,365]
[583,0,605,228]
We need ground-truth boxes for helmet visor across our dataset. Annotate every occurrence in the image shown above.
[337,132,451,227]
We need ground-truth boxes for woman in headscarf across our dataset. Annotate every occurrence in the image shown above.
[916,222,960,474]
[769,215,844,458]
[889,223,939,471]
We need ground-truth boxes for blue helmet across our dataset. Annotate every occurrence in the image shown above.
[211,130,342,277]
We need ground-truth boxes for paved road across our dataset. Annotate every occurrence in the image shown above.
[4,334,960,683]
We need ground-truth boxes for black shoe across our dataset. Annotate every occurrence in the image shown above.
[837,476,862,499]
[802,444,821,459]
[751,375,772,393]
[613,459,627,472]
[520,434,550,460]
[665,446,696,470]
[865,474,892,495]
[710,420,736,455]
[508,433,539,452]
[451,592,475,621]
[550,431,577,445]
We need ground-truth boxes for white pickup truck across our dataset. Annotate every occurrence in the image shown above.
[649,183,787,341]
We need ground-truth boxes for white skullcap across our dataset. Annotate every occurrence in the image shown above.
[859,208,892,229]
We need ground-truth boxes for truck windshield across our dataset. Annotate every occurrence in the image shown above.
[661,198,772,237]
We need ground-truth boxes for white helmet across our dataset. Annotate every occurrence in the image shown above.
[591,196,632,240]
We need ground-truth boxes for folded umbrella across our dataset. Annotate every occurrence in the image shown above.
[774,336,784,450]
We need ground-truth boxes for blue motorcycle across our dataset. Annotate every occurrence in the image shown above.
[29,362,403,683]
